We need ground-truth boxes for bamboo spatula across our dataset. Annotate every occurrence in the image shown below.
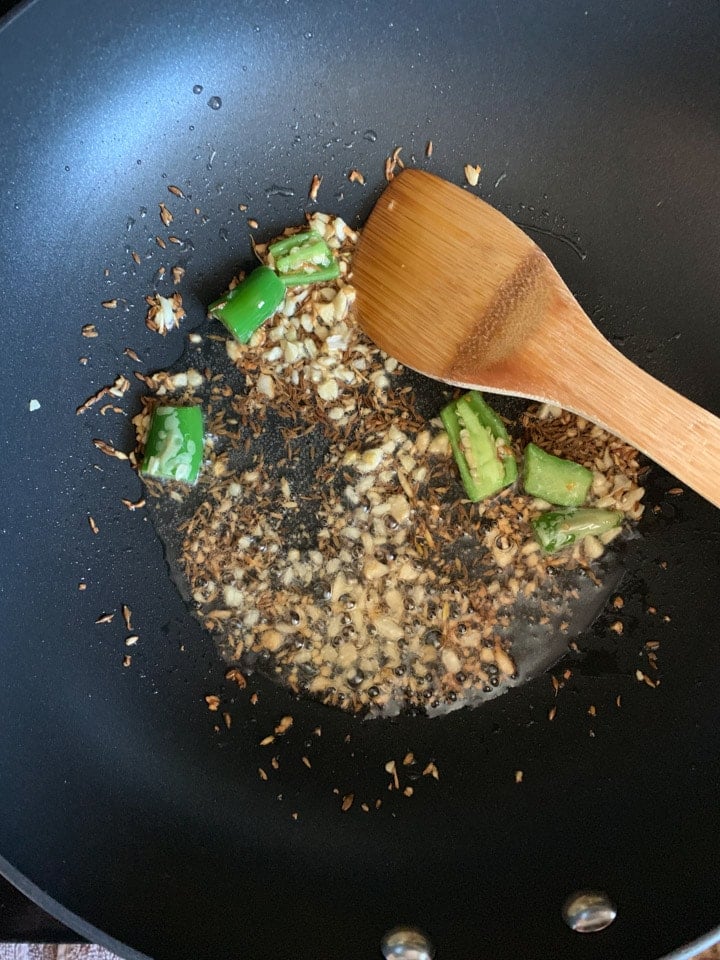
[352,169,720,509]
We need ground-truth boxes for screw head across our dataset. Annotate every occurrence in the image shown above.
[381,925,435,960]
[562,889,617,933]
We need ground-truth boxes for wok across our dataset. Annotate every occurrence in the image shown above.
[1,0,719,958]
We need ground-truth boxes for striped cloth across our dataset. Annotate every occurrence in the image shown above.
[0,949,120,959]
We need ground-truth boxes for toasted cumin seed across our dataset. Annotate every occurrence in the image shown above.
[158,202,174,227]
[309,174,322,201]
[121,498,146,511]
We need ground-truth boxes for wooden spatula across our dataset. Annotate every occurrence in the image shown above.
[352,168,720,508]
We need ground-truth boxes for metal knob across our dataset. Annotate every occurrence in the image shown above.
[562,889,617,933]
[381,925,435,960]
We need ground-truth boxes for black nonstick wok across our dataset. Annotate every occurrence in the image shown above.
[1,1,719,958]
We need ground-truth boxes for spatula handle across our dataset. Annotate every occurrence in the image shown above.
[552,313,720,509]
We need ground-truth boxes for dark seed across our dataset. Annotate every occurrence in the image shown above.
[313,581,331,601]
[423,629,442,648]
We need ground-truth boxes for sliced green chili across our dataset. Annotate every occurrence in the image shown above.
[269,230,340,286]
[141,405,204,485]
[522,442,593,506]
[440,391,517,501]
[531,508,622,553]
[276,262,340,287]
[269,230,328,261]
[207,266,285,343]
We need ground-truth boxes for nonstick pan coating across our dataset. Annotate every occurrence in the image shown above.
[1,1,719,959]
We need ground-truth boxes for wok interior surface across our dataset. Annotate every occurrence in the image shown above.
[1,1,719,958]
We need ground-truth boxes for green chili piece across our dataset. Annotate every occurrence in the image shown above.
[141,405,204,485]
[522,442,593,506]
[462,392,518,487]
[268,230,326,260]
[441,391,517,501]
[275,238,331,270]
[269,230,339,286]
[531,508,622,553]
[207,266,285,343]
[277,262,340,287]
